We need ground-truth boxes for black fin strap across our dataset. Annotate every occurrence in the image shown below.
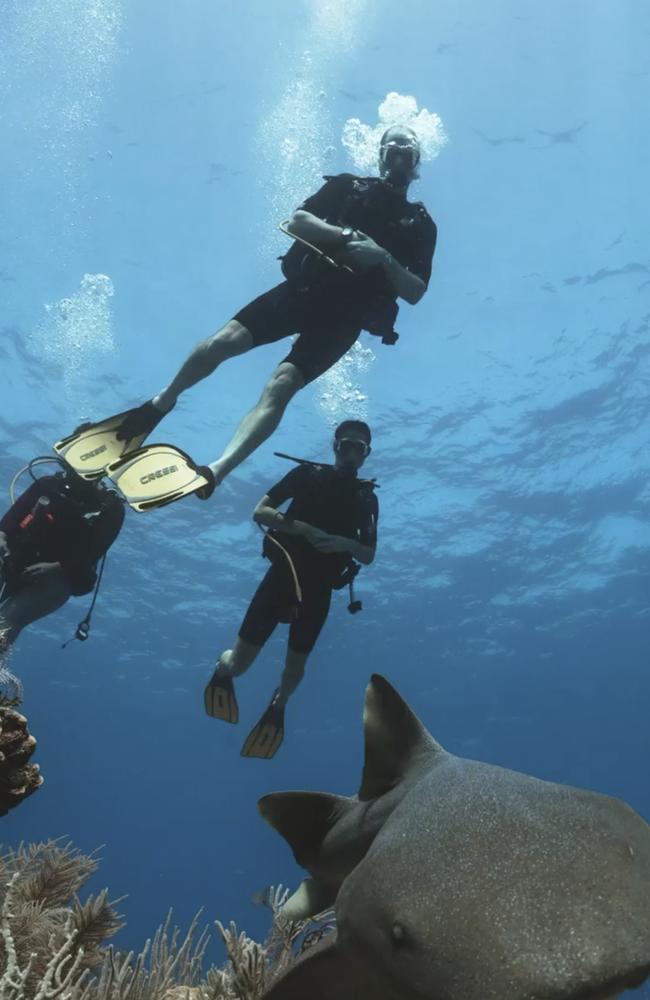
[193,465,216,500]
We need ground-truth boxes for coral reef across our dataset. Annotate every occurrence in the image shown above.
[0,708,42,817]
[0,841,333,1000]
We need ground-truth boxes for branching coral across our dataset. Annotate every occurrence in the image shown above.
[0,841,334,1000]
[254,886,335,993]
[0,841,123,998]
[0,880,89,999]
[87,911,212,1000]
[216,921,266,1000]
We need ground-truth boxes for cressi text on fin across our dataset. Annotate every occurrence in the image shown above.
[105,444,214,512]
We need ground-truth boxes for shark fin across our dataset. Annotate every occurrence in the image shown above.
[258,791,353,868]
[281,877,337,922]
[359,673,444,801]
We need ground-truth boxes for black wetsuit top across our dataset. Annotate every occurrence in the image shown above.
[265,462,379,585]
[0,476,125,596]
[285,172,437,312]
[233,173,437,383]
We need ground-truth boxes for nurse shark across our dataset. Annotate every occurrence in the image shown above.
[259,674,650,999]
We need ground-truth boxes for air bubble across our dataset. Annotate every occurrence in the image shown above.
[33,273,116,408]
[342,91,448,175]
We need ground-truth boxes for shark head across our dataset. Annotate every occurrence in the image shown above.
[260,675,650,1000]
[334,791,650,999]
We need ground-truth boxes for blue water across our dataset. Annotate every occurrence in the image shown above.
[2,0,649,993]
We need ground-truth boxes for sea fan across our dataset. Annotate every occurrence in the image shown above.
[0,842,334,1000]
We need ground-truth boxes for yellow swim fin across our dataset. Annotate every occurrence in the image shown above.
[105,443,215,512]
[53,409,151,480]
[241,692,285,760]
[204,671,239,724]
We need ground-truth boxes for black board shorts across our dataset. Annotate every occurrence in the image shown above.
[238,562,332,655]
[233,279,364,384]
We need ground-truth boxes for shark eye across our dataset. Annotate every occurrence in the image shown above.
[391,922,408,947]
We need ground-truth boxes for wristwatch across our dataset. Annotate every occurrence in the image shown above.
[340,226,356,245]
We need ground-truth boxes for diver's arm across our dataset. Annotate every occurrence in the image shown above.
[310,534,375,564]
[286,211,349,250]
[20,562,62,582]
[381,253,426,305]
[345,539,376,565]
[342,235,426,305]
[253,495,316,539]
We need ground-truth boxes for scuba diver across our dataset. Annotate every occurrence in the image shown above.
[204,420,378,758]
[0,459,124,653]
[60,125,436,505]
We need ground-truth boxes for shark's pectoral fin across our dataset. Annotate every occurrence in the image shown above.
[281,877,337,921]
[258,791,353,868]
[262,933,357,1000]
[359,673,445,800]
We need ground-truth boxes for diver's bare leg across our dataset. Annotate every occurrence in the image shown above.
[0,572,72,648]
[209,362,305,484]
[153,320,254,411]
[216,637,261,679]
[275,648,309,707]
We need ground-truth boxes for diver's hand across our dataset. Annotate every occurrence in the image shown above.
[20,562,61,584]
[341,233,387,273]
